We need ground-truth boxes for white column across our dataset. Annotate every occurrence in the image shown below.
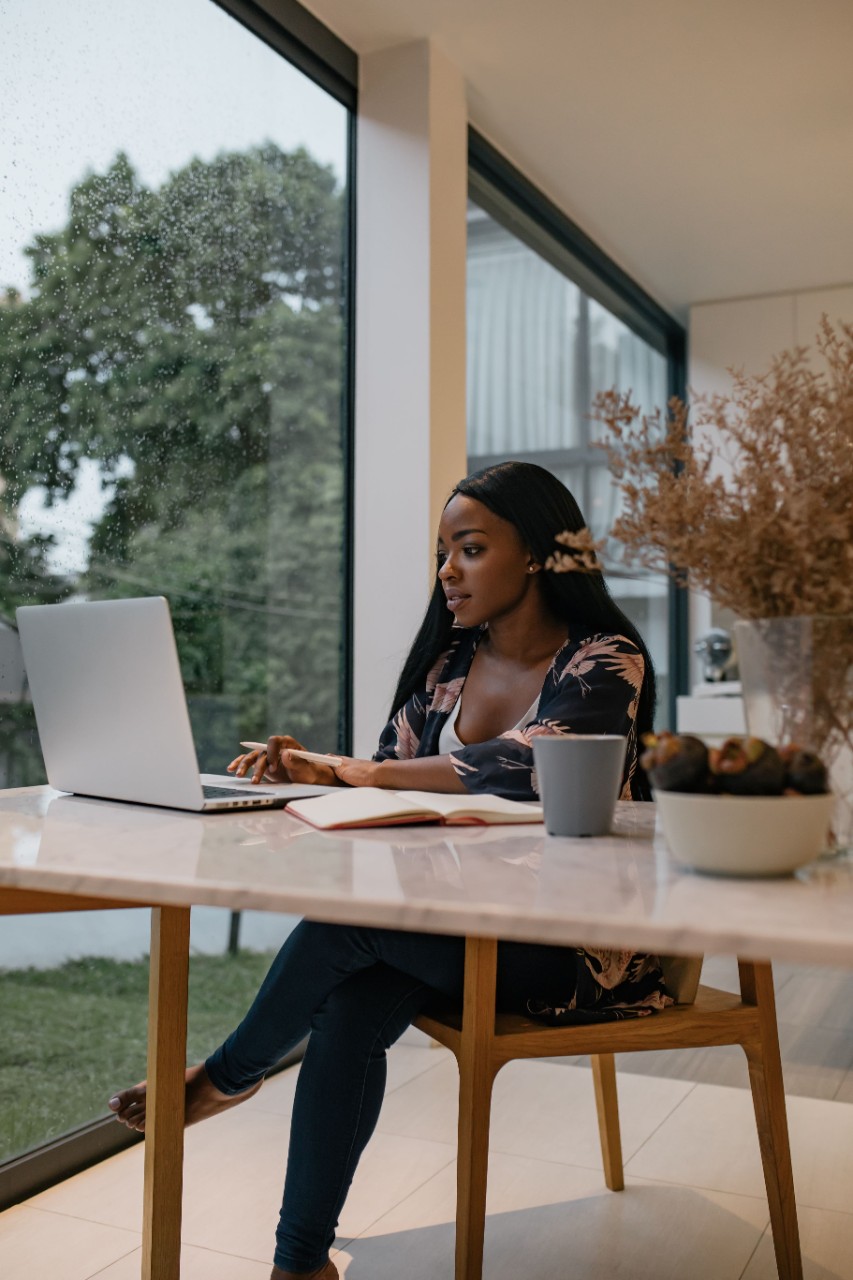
[352,40,468,756]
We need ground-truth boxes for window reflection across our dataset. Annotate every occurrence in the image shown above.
[0,0,350,1167]
[466,200,670,715]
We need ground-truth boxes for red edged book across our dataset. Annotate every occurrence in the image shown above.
[285,787,543,830]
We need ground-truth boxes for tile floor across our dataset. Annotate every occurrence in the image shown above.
[5,957,853,1279]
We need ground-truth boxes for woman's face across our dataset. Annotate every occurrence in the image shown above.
[436,494,537,627]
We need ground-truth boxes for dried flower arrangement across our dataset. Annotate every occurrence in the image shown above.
[558,316,853,619]
[546,316,853,829]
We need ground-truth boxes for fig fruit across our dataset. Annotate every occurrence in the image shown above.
[779,745,829,795]
[709,737,785,795]
[640,731,710,792]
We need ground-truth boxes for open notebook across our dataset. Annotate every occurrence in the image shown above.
[285,788,543,830]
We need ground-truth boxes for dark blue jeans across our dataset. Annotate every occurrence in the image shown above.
[204,920,582,1274]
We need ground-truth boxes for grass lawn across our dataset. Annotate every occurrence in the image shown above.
[0,949,277,1162]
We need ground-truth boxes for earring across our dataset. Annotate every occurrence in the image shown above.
[527,564,537,573]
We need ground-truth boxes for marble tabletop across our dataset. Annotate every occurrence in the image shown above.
[2,786,853,965]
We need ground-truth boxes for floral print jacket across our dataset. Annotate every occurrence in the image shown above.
[373,623,671,1021]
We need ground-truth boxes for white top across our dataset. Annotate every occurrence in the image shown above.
[3,785,853,965]
[437,691,540,755]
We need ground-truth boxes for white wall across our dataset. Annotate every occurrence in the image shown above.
[690,282,853,394]
[352,40,468,756]
[687,282,853,684]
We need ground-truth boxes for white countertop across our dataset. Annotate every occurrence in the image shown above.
[2,787,853,965]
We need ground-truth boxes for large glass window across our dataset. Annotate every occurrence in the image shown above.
[0,0,352,1176]
[466,175,682,719]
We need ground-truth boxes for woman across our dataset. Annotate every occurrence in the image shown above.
[109,461,669,1280]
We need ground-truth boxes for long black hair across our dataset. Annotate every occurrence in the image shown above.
[390,461,656,784]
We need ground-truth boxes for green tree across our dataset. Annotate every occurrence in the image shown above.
[0,144,347,770]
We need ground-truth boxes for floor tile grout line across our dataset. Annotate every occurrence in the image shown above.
[169,1238,286,1268]
[368,1125,461,1154]
[736,1222,769,1280]
[612,1162,853,1218]
[832,1068,853,1102]
[619,1078,699,1169]
[618,1165,775,1204]
[333,1151,459,1249]
[476,1143,773,1188]
[383,1052,455,1099]
[624,1174,770,1209]
[85,1241,143,1280]
[477,1142,784,1196]
[13,1201,144,1231]
[617,1162,853,1220]
[485,1144,616,1174]
[83,1238,291,1278]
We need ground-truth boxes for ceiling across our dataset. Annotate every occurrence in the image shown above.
[302,0,853,322]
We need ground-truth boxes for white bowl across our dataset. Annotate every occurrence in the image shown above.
[656,791,835,877]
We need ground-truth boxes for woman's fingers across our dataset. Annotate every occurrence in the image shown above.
[227,736,348,787]
[262,736,291,783]
[226,736,306,783]
[228,749,265,778]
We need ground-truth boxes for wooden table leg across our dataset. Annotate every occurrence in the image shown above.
[142,906,191,1280]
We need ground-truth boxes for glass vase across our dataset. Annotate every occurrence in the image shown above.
[734,616,853,855]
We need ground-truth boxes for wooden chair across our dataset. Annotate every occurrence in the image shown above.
[414,941,801,1280]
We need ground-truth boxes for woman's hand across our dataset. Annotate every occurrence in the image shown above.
[333,757,382,788]
[228,735,335,786]
[227,737,382,788]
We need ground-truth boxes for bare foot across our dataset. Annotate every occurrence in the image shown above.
[107,1063,262,1132]
[271,1261,338,1280]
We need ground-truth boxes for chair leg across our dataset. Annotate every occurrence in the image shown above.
[739,961,803,1280]
[591,1052,624,1191]
[454,937,499,1280]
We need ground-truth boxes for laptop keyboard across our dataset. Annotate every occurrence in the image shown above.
[202,784,274,800]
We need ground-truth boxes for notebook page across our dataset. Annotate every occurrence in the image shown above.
[394,791,543,822]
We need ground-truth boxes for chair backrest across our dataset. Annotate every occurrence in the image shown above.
[658,954,703,1005]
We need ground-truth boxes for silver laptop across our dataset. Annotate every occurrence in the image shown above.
[16,596,335,812]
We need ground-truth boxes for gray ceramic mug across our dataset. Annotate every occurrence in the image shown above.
[532,734,628,836]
